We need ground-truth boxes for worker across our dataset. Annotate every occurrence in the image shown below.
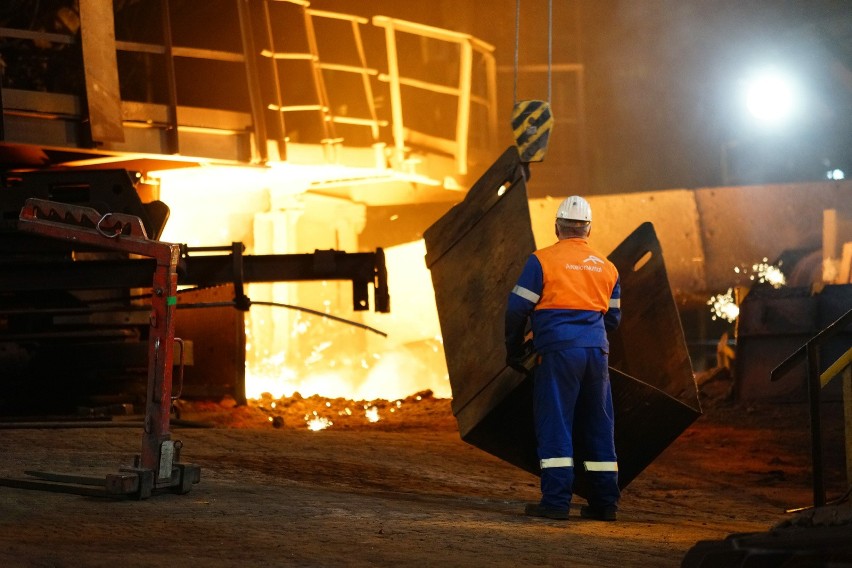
[505,195,621,521]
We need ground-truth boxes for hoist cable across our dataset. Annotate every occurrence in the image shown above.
[513,0,553,105]
[547,0,552,103]
[514,0,520,106]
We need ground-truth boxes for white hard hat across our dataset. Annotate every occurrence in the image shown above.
[556,195,591,222]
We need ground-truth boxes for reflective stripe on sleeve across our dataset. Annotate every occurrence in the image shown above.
[609,298,621,309]
[583,461,618,472]
[540,457,574,469]
[512,285,541,304]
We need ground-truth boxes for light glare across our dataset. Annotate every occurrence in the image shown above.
[744,69,796,126]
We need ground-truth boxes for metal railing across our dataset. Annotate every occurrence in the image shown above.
[260,2,389,153]
[1,2,498,176]
[372,16,497,176]
[771,307,852,508]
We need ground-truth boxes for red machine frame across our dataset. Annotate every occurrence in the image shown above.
[0,198,200,498]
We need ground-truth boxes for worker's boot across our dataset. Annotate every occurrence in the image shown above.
[579,504,617,521]
[524,503,569,520]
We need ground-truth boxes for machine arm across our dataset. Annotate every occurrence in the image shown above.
[0,245,390,313]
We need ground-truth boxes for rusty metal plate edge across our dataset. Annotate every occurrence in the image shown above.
[456,366,701,498]
[424,146,523,268]
[426,164,535,413]
[607,222,700,410]
[600,368,702,493]
[453,366,527,432]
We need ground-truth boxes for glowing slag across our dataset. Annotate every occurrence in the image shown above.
[365,405,380,423]
[305,411,333,431]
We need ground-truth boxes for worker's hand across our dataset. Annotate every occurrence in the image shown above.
[505,355,531,375]
[506,340,536,376]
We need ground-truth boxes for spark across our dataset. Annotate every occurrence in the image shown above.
[708,288,740,322]
[305,411,332,431]
[305,341,333,365]
[752,258,786,288]
[365,406,380,423]
[292,320,310,336]
[732,258,785,289]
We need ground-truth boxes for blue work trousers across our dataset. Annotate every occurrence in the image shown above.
[534,347,619,510]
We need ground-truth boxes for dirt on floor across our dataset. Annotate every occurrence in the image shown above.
[0,380,849,568]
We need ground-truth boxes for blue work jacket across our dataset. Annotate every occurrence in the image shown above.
[506,237,621,358]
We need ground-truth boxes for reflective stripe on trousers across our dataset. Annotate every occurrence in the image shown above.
[534,347,619,510]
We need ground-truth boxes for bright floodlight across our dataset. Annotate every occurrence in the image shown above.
[743,68,797,126]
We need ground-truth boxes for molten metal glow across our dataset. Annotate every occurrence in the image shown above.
[153,165,451,406]
[244,240,451,403]
[245,340,449,401]
[246,367,355,400]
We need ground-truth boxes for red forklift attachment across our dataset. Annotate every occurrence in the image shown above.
[423,147,702,497]
[0,198,200,499]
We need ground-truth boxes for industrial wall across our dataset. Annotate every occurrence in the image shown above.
[528,179,852,303]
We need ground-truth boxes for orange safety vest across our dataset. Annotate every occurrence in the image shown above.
[533,238,618,313]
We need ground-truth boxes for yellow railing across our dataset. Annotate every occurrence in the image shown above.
[1,2,498,176]
[372,16,497,175]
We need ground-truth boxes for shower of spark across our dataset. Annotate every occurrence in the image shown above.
[708,288,740,322]
[733,258,786,289]
[752,258,786,288]
[712,257,786,321]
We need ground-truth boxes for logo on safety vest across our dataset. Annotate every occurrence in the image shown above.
[565,260,603,273]
[583,255,604,265]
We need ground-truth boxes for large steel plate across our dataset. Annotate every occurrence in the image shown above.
[424,147,702,497]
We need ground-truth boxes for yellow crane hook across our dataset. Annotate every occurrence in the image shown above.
[512,0,554,163]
